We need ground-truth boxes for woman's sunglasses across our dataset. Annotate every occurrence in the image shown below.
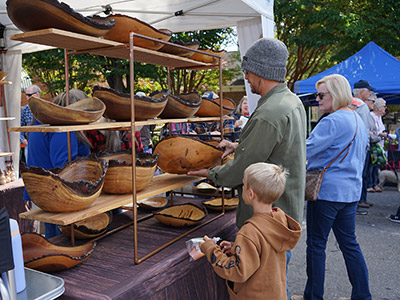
[315,92,329,100]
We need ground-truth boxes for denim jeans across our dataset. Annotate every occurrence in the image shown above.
[45,223,61,239]
[359,151,370,203]
[304,200,371,300]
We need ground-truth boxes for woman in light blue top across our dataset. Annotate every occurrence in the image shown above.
[303,74,371,300]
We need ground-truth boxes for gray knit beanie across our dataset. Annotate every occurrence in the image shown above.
[241,38,288,82]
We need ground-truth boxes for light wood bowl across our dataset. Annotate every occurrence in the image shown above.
[202,197,239,211]
[92,86,168,121]
[99,151,158,194]
[22,232,96,272]
[28,96,105,125]
[58,212,112,240]
[153,136,223,174]
[21,156,107,212]
[0,71,8,81]
[195,97,236,117]
[154,203,207,227]
[6,0,115,37]
[154,90,202,118]
[196,182,218,193]
[189,49,227,64]
[159,40,201,57]
[102,14,172,49]
[138,197,168,210]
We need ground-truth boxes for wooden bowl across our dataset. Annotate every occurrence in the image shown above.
[102,14,172,49]
[58,212,112,240]
[21,155,107,213]
[6,0,115,37]
[99,151,158,194]
[159,40,201,57]
[22,232,96,272]
[195,97,236,117]
[196,182,218,193]
[0,71,8,81]
[153,136,223,174]
[28,96,106,125]
[189,49,227,64]
[154,203,207,227]
[92,86,168,121]
[138,197,168,210]
[202,197,239,211]
[154,90,202,118]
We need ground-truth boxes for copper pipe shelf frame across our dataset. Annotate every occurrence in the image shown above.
[11,29,227,264]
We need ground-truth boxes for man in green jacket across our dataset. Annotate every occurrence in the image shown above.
[189,38,306,228]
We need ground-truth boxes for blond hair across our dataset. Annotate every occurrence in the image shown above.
[316,74,352,111]
[373,98,386,110]
[244,162,288,204]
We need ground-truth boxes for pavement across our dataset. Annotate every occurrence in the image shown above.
[288,185,400,300]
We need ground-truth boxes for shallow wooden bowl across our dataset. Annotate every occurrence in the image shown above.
[0,71,8,81]
[154,90,202,118]
[99,151,158,194]
[28,96,105,125]
[21,156,107,212]
[6,0,115,37]
[195,97,236,117]
[154,203,207,227]
[196,182,218,193]
[102,14,171,49]
[202,197,239,211]
[92,86,168,121]
[159,40,201,57]
[189,49,227,64]
[58,212,112,240]
[22,232,96,272]
[153,136,223,174]
[138,197,168,211]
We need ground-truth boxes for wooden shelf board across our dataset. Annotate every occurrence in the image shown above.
[0,117,15,121]
[11,28,214,69]
[9,117,232,132]
[19,173,200,225]
[0,152,14,157]
[0,81,11,85]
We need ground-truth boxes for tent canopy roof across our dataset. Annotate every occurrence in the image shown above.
[294,41,400,103]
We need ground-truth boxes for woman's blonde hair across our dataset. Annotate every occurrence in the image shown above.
[244,162,288,204]
[316,74,353,111]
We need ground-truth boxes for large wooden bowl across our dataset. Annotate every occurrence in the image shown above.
[189,49,227,64]
[203,197,239,211]
[6,0,115,37]
[58,212,112,240]
[159,40,201,57]
[102,14,172,50]
[21,156,107,212]
[92,86,168,121]
[22,232,96,272]
[28,96,105,125]
[153,90,202,118]
[195,97,236,117]
[153,136,223,174]
[154,203,207,227]
[98,151,158,194]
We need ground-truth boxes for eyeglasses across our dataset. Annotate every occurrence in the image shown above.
[366,99,375,102]
[315,92,329,100]
[26,92,36,97]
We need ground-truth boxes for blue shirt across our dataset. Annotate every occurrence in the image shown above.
[20,104,34,142]
[23,118,90,201]
[306,110,368,203]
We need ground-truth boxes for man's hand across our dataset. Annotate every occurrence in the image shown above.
[187,168,209,177]
[218,140,238,159]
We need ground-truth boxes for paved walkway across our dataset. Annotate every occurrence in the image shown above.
[288,185,400,300]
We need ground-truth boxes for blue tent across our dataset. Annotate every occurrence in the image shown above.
[294,42,400,105]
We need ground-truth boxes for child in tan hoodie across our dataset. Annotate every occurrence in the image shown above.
[200,162,302,300]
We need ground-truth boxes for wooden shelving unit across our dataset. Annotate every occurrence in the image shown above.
[11,29,226,264]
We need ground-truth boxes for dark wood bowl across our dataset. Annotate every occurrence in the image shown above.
[6,0,115,37]
[22,232,96,272]
[159,40,201,57]
[154,203,207,227]
[189,49,227,64]
[92,86,168,121]
[21,155,107,212]
[195,97,236,117]
[202,197,239,211]
[153,90,202,118]
[28,96,105,125]
[58,212,112,240]
[153,136,223,174]
[102,14,172,49]
[98,151,158,194]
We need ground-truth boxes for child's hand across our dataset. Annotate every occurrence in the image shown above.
[199,235,211,246]
[219,240,233,253]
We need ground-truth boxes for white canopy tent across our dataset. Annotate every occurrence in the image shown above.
[0,0,275,173]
